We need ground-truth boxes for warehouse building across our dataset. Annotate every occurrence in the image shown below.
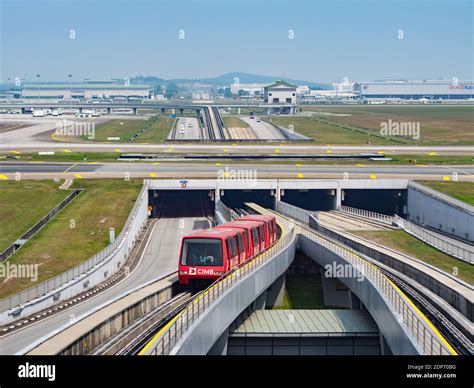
[263,80,297,114]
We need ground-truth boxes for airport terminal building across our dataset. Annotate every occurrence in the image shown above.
[21,81,152,100]
[355,80,474,101]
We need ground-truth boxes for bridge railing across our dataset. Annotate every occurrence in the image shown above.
[276,202,454,355]
[146,228,296,355]
[340,205,395,225]
[394,216,474,264]
[408,181,474,214]
[0,182,150,313]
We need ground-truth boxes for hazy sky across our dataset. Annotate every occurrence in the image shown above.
[0,0,472,83]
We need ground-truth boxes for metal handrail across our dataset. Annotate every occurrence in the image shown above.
[146,228,296,355]
[340,205,395,225]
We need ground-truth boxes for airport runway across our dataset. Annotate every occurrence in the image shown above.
[0,161,472,180]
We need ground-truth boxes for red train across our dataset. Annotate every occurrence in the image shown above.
[178,214,278,285]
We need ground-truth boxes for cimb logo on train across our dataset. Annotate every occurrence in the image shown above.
[189,268,214,275]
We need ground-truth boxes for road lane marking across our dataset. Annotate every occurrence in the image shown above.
[370,174,377,179]
[63,149,72,153]
[215,163,222,166]
[356,164,365,167]
[149,172,158,177]
[325,150,332,154]
[297,173,304,178]
[428,152,437,156]
[10,150,21,154]
[274,149,280,153]
[73,173,82,179]
[377,151,385,155]
[442,175,450,181]
[63,163,78,174]
[152,162,159,165]
[295,164,303,167]
[0,174,8,180]
[114,148,121,152]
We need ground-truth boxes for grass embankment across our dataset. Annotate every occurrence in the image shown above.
[353,230,474,284]
[0,181,71,252]
[416,181,474,205]
[222,116,249,128]
[0,179,142,299]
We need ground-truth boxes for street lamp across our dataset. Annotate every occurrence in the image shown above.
[36,74,40,101]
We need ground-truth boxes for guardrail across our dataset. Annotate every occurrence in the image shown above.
[145,228,296,355]
[276,202,455,355]
[216,201,239,222]
[394,216,474,264]
[340,205,395,225]
[0,182,150,313]
[408,181,474,214]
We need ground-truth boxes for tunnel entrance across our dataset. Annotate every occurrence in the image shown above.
[220,189,276,210]
[148,190,214,218]
[281,189,337,211]
[342,189,407,216]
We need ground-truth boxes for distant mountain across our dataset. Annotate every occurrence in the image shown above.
[131,72,329,89]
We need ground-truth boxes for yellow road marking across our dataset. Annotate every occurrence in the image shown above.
[114,148,121,152]
[442,176,450,181]
[297,173,304,178]
[63,149,72,153]
[10,150,21,155]
[51,133,58,141]
[356,164,365,167]
[377,151,385,155]
[73,173,82,179]
[223,148,228,152]
[152,162,159,165]
[274,149,280,153]
[325,150,332,154]
[0,174,8,180]
[215,163,222,166]
[149,172,158,178]
[295,164,303,167]
[370,174,377,179]
[63,163,78,174]
[429,152,437,156]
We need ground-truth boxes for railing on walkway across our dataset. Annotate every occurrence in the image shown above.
[408,181,474,214]
[394,216,474,264]
[0,182,150,313]
[276,201,455,355]
[340,205,395,225]
[146,228,296,355]
[276,201,312,224]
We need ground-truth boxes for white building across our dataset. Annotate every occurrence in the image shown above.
[230,83,266,96]
[263,80,297,114]
[22,80,152,101]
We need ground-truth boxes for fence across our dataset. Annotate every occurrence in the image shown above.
[146,228,296,355]
[408,181,474,214]
[276,201,454,355]
[394,216,474,264]
[340,205,395,225]
[0,182,150,313]
[0,189,82,262]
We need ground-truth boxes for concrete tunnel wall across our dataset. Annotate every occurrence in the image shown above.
[407,187,474,242]
[342,189,407,216]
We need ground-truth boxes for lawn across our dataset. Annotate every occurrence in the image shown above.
[267,116,399,145]
[0,179,143,299]
[222,115,249,128]
[0,181,71,252]
[416,181,474,205]
[353,230,474,284]
[135,117,174,142]
[85,119,150,142]
[301,105,474,145]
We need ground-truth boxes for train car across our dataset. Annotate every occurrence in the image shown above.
[215,220,266,258]
[236,214,278,246]
[178,227,246,285]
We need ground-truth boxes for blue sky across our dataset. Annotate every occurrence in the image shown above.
[0,0,472,83]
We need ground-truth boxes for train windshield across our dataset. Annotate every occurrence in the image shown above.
[181,238,223,266]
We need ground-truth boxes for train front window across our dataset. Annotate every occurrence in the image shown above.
[181,238,223,266]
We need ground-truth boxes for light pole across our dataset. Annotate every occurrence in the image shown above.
[36,74,40,101]
[68,74,72,114]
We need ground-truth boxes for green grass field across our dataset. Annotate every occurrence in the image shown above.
[300,105,474,145]
[0,179,142,299]
[222,115,249,128]
[0,181,71,252]
[353,230,474,284]
[416,181,474,205]
[136,117,175,142]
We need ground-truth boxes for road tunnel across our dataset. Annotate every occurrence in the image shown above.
[281,189,337,211]
[148,189,215,218]
[342,189,407,216]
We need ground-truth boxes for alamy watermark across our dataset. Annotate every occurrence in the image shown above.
[324,262,365,282]
[0,262,39,282]
[380,119,420,140]
[55,120,95,140]
[217,167,257,187]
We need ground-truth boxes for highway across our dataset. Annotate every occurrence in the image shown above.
[239,116,286,140]
[0,161,473,180]
[0,211,211,354]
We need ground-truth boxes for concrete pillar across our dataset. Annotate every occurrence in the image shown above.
[253,292,267,310]
[237,107,241,115]
[266,273,286,308]
[107,107,111,115]
[207,328,229,355]
[132,107,137,115]
[335,188,342,210]
[321,273,351,308]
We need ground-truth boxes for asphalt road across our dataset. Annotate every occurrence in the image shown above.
[0,162,472,180]
[0,216,211,354]
[239,116,286,140]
